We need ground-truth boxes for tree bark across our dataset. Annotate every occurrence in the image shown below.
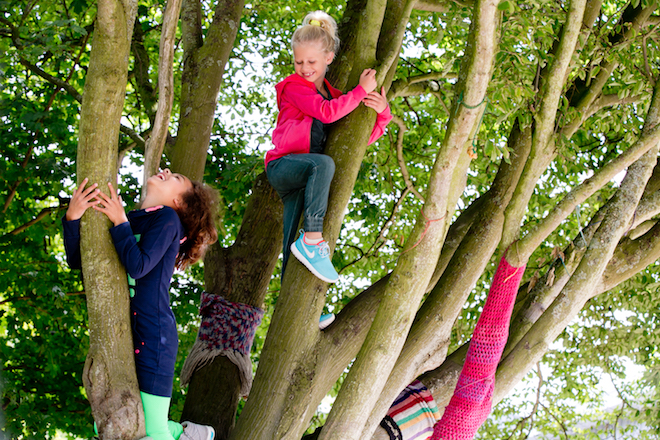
[322,1,502,438]
[77,0,141,438]
[181,173,282,432]
[170,0,245,181]
[143,0,184,182]
[495,139,659,402]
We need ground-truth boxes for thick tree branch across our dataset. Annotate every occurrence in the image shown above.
[170,0,244,181]
[130,18,158,122]
[501,0,589,249]
[632,191,660,229]
[376,0,417,83]
[180,0,203,55]
[343,1,504,437]
[494,140,659,405]
[76,0,143,437]
[142,0,183,184]
[597,220,660,294]
[511,122,660,265]
[356,0,388,68]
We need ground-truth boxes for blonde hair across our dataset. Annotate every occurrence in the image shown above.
[292,11,340,55]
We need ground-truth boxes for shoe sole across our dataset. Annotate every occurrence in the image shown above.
[319,314,335,330]
[290,243,338,283]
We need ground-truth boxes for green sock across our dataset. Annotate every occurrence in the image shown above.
[140,392,183,440]
[168,420,184,440]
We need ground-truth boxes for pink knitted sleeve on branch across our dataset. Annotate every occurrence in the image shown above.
[430,254,525,440]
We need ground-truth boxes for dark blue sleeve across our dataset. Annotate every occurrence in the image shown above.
[109,210,181,279]
[62,217,82,270]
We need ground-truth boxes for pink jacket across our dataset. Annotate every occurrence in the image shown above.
[266,74,393,167]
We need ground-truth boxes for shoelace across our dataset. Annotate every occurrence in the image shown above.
[318,241,330,258]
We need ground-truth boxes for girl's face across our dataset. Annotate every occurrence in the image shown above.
[293,41,334,90]
[146,169,192,210]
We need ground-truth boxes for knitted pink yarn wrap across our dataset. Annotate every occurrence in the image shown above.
[430,254,525,440]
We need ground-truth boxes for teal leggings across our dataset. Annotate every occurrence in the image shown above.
[141,392,184,440]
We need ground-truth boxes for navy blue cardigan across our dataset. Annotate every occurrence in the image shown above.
[62,205,185,397]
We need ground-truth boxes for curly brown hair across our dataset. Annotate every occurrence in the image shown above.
[174,180,219,270]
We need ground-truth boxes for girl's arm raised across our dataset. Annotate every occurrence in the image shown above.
[95,183,180,279]
[62,178,100,270]
[109,210,181,279]
[284,82,367,123]
[283,69,377,124]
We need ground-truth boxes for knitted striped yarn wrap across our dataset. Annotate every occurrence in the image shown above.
[381,380,440,440]
[180,293,264,397]
[430,254,525,440]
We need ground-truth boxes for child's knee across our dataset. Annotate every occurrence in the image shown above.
[322,155,335,172]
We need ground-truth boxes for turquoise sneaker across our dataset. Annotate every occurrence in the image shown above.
[290,232,339,283]
[319,313,335,330]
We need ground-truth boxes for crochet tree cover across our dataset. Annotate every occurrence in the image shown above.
[180,293,264,397]
[430,255,525,440]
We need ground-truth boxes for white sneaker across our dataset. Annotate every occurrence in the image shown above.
[181,421,215,440]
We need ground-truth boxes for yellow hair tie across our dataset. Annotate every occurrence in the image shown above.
[309,19,322,27]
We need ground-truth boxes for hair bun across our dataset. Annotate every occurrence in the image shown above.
[293,11,340,54]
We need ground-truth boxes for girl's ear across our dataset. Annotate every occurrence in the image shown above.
[326,51,335,65]
[173,197,183,210]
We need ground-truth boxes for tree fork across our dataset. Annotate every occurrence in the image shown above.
[170,0,245,181]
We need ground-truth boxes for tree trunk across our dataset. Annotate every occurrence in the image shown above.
[181,173,282,432]
[77,0,141,438]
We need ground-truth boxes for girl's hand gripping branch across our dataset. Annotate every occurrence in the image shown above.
[93,182,129,226]
[358,68,378,94]
[363,87,389,114]
[65,178,100,221]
